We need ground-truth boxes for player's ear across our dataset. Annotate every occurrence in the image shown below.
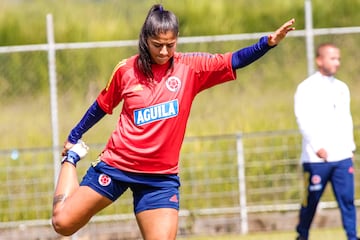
[315,56,322,67]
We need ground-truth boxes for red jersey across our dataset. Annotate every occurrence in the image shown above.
[97,52,236,174]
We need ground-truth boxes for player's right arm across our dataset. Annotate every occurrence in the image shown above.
[63,59,128,155]
[62,101,106,155]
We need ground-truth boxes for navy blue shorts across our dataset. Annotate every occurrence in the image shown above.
[80,160,180,214]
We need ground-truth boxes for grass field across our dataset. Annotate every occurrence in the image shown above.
[178,227,347,240]
[1,0,360,231]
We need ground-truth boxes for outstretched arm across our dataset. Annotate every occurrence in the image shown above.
[268,18,295,46]
[231,18,295,69]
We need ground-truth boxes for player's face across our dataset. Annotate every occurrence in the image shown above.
[316,47,340,76]
[147,31,177,65]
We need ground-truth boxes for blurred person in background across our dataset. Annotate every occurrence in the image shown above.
[52,3,295,239]
[294,43,358,240]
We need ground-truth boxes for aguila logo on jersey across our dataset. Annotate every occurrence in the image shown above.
[165,76,181,92]
[134,99,179,126]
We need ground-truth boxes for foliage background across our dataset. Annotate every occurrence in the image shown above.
[1,0,360,149]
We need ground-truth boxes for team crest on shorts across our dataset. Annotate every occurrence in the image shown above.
[165,76,181,92]
[311,175,321,184]
[309,175,322,191]
[98,173,111,187]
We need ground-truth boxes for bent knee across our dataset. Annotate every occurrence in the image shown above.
[52,214,79,236]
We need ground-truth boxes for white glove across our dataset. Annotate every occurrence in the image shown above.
[62,140,89,166]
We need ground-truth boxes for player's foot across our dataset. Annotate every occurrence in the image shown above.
[296,236,307,240]
[61,140,89,166]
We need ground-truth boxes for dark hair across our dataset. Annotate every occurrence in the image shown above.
[137,4,179,80]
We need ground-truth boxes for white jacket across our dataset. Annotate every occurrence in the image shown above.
[294,71,356,163]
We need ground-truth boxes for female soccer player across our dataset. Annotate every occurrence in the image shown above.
[52,4,295,239]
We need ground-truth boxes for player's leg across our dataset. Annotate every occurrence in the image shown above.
[52,141,113,236]
[132,175,180,240]
[136,208,179,240]
[53,140,89,199]
[52,175,112,236]
[331,158,358,240]
[296,162,331,240]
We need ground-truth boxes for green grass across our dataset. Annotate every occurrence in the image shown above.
[178,227,347,240]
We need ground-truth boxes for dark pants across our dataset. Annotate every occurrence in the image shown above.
[296,158,357,240]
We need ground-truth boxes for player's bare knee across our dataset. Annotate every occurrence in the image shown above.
[52,215,78,236]
[52,206,79,236]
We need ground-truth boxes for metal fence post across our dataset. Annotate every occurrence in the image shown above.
[305,0,315,76]
[46,14,61,187]
[236,133,248,234]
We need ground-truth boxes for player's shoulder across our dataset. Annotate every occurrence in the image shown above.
[334,77,348,86]
[297,73,316,88]
[295,73,319,95]
[174,51,230,67]
[334,78,350,92]
[175,51,216,60]
[112,55,138,74]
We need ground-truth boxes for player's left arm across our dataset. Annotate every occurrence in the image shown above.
[231,36,273,69]
[268,18,295,46]
[231,18,295,69]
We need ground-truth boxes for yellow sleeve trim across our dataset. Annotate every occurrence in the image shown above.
[105,58,127,91]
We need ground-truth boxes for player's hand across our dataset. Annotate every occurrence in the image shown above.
[268,18,295,46]
[62,141,75,156]
[316,148,328,162]
[68,140,89,159]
